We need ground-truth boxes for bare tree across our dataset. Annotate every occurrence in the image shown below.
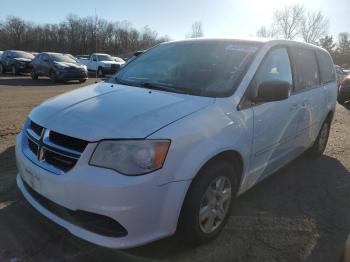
[335,33,350,68]
[256,25,278,38]
[301,11,329,44]
[3,16,27,49]
[186,21,203,38]
[0,15,169,57]
[272,4,305,40]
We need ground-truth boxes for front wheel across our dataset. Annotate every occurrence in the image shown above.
[11,65,17,76]
[338,97,346,105]
[97,68,104,77]
[178,159,237,244]
[49,71,58,82]
[307,119,331,157]
[31,69,38,80]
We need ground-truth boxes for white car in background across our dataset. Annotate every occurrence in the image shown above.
[112,56,125,64]
[16,38,337,249]
[78,53,122,76]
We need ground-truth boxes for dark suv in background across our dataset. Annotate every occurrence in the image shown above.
[31,52,88,83]
[0,50,34,75]
[338,75,350,104]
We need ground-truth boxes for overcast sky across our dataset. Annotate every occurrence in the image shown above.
[1,0,349,41]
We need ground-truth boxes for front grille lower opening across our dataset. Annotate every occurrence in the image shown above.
[45,150,77,172]
[22,178,128,237]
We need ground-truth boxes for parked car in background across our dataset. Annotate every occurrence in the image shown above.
[16,39,337,249]
[66,54,79,62]
[112,56,125,64]
[338,74,350,104]
[31,52,88,83]
[335,65,347,87]
[0,51,3,58]
[77,53,121,76]
[122,50,145,66]
[0,50,34,75]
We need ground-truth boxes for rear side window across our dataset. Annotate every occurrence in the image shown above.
[291,47,320,91]
[317,51,335,84]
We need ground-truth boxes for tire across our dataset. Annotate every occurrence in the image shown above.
[338,97,346,105]
[49,70,58,82]
[178,159,238,244]
[0,64,4,74]
[97,67,104,77]
[11,65,17,76]
[31,69,38,80]
[307,118,331,157]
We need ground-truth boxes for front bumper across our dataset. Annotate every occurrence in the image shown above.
[15,132,190,248]
[102,66,120,74]
[17,63,32,73]
[56,70,88,81]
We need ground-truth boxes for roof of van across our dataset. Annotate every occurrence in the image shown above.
[92,53,111,56]
[163,37,327,52]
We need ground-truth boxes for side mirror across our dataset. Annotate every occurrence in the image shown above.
[254,80,291,102]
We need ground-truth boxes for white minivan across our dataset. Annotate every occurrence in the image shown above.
[16,38,337,248]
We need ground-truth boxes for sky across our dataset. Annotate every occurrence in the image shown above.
[0,0,349,40]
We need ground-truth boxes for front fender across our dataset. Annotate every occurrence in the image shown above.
[149,101,254,192]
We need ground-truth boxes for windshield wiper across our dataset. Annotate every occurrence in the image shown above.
[114,78,195,95]
[137,81,190,94]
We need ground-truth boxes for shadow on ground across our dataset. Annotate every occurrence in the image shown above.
[0,74,110,87]
[1,146,350,261]
[0,75,84,86]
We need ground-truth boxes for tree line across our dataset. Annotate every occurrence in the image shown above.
[256,4,350,68]
[0,15,170,57]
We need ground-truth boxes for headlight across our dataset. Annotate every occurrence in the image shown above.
[90,140,170,175]
[54,64,67,71]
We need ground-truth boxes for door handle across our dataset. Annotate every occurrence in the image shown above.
[289,103,299,111]
[302,99,309,107]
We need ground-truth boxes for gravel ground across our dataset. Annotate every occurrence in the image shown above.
[0,75,350,262]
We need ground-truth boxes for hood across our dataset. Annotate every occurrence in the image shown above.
[100,60,118,65]
[29,82,214,141]
[54,62,84,69]
[14,58,32,62]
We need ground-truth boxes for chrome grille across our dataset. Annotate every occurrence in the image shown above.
[22,120,88,174]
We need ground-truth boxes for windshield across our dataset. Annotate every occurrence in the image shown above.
[12,51,34,59]
[114,41,261,97]
[49,53,78,63]
[97,55,114,61]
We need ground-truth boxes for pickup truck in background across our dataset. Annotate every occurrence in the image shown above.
[77,53,124,76]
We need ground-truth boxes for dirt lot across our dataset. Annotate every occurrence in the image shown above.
[0,75,350,262]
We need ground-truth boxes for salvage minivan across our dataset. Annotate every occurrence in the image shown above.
[16,38,337,248]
